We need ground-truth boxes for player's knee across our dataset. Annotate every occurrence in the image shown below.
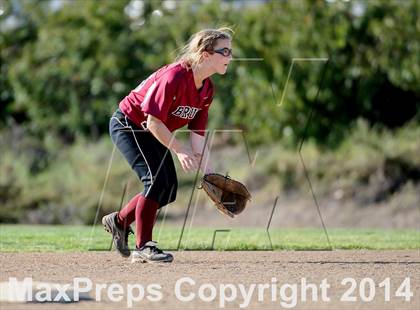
[150,178,177,206]
[162,180,178,205]
[166,181,178,204]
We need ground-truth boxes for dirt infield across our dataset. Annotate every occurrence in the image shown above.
[1,251,419,309]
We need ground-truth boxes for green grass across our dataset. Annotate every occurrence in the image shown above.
[0,225,419,252]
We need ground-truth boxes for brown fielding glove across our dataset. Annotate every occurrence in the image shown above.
[200,173,252,218]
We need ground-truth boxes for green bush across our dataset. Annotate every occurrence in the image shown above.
[1,0,419,145]
[1,121,418,224]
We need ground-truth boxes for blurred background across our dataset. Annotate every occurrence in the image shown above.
[0,0,419,229]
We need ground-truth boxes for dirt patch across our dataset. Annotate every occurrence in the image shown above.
[1,251,419,309]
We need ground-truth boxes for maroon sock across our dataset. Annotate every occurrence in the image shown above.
[135,195,159,248]
[117,193,142,228]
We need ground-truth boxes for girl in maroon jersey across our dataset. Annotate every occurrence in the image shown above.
[102,28,233,263]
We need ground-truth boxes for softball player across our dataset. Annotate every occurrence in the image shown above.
[102,28,233,263]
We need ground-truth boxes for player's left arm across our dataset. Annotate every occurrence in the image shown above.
[190,131,213,174]
[189,88,214,174]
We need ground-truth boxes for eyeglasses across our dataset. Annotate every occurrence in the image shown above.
[213,47,233,57]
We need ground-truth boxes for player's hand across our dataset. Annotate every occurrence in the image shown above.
[175,146,199,172]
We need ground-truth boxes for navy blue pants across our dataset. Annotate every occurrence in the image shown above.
[109,109,178,208]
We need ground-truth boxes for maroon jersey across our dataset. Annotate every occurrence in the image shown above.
[119,62,214,136]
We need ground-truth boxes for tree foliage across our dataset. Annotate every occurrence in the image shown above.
[1,0,419,145]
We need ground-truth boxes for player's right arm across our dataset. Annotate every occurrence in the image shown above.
[147,115,199,172]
